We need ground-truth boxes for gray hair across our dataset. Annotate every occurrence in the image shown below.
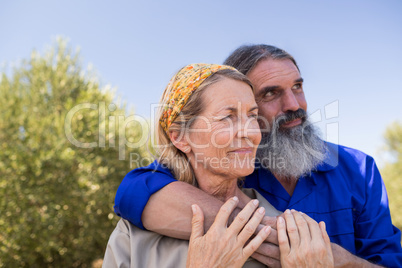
[223,44,299,75]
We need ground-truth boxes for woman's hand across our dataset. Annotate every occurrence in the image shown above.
[186,197,271,268]
[278,209,334,268]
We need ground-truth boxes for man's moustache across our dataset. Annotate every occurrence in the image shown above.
[276,109,307,128]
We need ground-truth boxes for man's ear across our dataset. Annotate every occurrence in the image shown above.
[169,130,191,154]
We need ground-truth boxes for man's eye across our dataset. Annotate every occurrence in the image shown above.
[264,91,275,97]
[292,84,302,90]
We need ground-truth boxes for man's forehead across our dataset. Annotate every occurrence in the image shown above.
[247,58,301,90]
[249,58,299,78]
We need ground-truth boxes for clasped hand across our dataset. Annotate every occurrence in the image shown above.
[186,197,271,268]
[187,199,334,268]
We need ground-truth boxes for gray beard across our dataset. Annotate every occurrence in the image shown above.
[256,118,327,180]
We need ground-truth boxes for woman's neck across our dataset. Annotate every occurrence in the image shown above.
[192,168,252,208]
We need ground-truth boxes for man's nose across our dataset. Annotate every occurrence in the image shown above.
[281,89,300,112]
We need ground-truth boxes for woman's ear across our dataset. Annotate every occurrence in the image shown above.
[169,130,191,154]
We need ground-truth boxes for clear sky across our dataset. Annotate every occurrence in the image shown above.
[1,0,401,166]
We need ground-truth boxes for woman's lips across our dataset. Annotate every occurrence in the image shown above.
[229,148,254,154]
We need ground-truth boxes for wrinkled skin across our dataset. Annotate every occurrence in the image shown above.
[278,209,334,268]
[186,197,271,268]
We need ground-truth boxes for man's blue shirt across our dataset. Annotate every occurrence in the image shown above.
[114,143,402,267]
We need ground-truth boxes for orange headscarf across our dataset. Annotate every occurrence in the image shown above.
[160,63,237,132]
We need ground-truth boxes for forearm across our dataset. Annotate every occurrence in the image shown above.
[332,243,382,268]
[142,181,225,239]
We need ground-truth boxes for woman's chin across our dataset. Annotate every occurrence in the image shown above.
[231,166,255,178]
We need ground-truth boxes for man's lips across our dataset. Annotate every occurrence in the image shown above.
[281,118,303,128]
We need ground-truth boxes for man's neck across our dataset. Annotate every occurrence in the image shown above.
[274,173,298,196]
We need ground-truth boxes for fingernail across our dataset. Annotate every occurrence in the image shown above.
[258,207,265,214]
[264,226,271,233]
[285,209,291,214]
[291,209,296,213]
[253,199,259,206]
[233,196,239,201]
[191,204,197,213]
[278,217,284,224]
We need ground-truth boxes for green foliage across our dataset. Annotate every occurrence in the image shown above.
[0,39,151,267]
[382,122,402,232]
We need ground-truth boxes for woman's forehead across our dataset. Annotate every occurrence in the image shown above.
[202,79,256,113]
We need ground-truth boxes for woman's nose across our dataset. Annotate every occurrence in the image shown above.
[236,116,261,140]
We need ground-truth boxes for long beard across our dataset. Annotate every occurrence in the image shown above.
[256,109,327,180]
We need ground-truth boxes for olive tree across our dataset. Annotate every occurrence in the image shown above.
[382,121,402,233]
[0,39,151,267]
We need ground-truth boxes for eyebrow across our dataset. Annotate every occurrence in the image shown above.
[295,78,304,84]
[256,77,304,99]
[249,106,259,112]
[217,105,259,114]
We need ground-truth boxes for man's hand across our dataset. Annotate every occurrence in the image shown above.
[261,215,279,244]
[252,242,281,268]
[251,215,281,268]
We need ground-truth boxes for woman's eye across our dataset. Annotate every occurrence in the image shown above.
[249,114,258,118]
[220,115,233,121]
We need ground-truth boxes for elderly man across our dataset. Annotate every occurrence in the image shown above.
[114,45,402,267]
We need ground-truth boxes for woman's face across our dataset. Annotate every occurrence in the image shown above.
[186,78,261,180]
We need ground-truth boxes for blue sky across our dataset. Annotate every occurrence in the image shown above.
[1,0,401,166]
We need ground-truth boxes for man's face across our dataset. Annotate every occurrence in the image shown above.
[247,58,326,179]
[247,58,307,130]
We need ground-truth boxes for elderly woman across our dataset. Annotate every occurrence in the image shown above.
[103,64,333,267]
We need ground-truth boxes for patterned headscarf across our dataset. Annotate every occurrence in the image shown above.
[160,63,237,132]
